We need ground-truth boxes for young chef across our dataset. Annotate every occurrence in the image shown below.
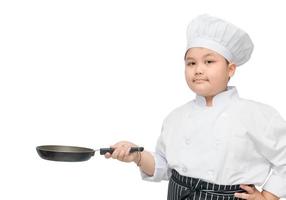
[105,14,286,200]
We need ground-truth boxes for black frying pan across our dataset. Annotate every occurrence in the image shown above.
[36,145,144,162]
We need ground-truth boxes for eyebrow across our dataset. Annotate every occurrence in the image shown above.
[204,53,216,57]
[185,53,216,61]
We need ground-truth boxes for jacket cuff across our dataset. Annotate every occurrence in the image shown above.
[140,152,170,182]
[263,173,286,198]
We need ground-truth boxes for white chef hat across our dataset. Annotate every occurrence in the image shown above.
[186,14,254,66]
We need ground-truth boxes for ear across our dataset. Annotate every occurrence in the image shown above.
[228,63,237,78]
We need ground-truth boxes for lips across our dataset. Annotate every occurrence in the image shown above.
[193,78,208,82]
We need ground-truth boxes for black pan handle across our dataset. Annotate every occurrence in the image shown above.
[99,147,144,155]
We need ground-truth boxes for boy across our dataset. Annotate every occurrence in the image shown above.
[105,15,286,200]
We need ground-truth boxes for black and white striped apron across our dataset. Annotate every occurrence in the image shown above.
[168,169,250,200]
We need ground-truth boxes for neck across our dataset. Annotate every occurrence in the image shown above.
[205,96,213,107]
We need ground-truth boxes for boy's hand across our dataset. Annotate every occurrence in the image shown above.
[104,141,140,164]
[234,185,279,200]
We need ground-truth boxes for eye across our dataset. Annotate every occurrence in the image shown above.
[186,61,196,66]
[205,60,215,64]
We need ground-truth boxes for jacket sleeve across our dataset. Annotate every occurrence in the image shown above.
[140,119,172,182]
[250,109,286,198]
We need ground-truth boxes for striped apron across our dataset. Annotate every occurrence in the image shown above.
[168,169,250,200]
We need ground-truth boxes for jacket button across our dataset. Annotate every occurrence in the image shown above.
[215,140,221,147]
[185,138,191,145]
[221,113,228,118]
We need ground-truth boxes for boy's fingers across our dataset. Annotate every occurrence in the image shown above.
[104,152,111,159]
[125,147,131,156]
[118,149,127,161]
[240,185,255,194]
[118,146,133,160]
[234,192,250,199]
[112,147,127,159]
[111,149,119,159]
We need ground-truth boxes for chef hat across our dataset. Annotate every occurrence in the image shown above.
[186,14,254,66]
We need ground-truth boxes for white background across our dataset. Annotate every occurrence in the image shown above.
[0,0,285,199]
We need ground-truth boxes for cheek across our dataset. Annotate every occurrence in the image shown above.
[185,68,194,81]
[208,71,228,85]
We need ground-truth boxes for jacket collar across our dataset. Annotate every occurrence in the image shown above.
[195,86,239,107]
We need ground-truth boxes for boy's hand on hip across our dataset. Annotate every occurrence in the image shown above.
[234,185,279,200]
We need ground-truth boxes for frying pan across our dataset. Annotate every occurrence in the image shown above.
[36,145,144,162]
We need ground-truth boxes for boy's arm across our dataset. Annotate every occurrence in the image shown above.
[135,150,155,176]
[247,108,286,198]
[262,190,280,200]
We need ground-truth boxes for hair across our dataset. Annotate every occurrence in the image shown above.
[226,59,231,81]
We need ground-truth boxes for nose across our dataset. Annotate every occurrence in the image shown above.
[194,63,204,75]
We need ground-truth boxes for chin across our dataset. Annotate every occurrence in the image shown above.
[195,91,210,97]
[191,86,212,96]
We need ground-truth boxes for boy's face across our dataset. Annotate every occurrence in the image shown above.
[185,47,236,97]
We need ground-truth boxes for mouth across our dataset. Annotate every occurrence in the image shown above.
[193,79,208,83]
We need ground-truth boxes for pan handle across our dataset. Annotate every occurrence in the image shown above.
[99,147,144,155]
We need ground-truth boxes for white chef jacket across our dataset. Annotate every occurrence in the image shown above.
[141,86,286,198]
